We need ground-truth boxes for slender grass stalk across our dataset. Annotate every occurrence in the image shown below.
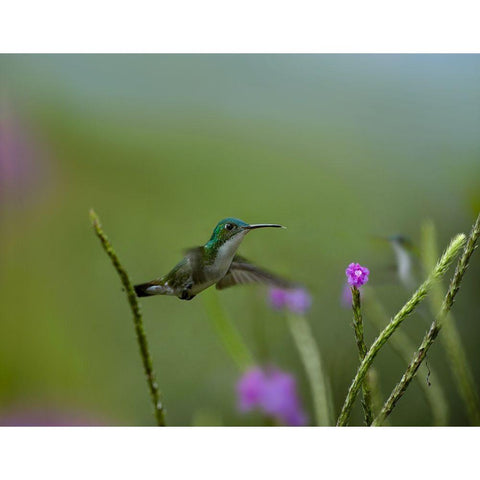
[202,289,254,371]
[286,312,333,426]
[336,233,466,426]
[350,287,374,425]
[373,214,480,425]
[420,220,480,425]
[364,287,449,425]
[90,209,166,426]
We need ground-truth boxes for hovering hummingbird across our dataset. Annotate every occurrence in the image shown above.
[134,218,294,301]
[385,234,418,291]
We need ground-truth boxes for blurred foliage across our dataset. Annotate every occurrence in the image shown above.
[0,55,479,425]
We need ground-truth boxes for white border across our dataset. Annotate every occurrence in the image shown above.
[0,427,477,478]
[1,4,478,477]
[1,0,480,53]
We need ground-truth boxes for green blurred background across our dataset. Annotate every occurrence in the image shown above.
[0,54,479,426]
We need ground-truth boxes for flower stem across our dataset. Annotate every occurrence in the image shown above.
[373,214,480,425]
[90,209,166,426]
[420,219,480,425]
[350,287,374,425]
[364,287,449,425]
[336,233,466,426]
[202,289,254,371]
[286,313,333,426]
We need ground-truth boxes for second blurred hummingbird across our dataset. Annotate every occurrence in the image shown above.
[386,234,418,291]
[134,217,294,301]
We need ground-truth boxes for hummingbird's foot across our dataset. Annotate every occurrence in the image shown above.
[180,291,195,301]
[180,282,195,300]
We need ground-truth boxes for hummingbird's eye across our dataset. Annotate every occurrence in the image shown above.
[225,223,234,231]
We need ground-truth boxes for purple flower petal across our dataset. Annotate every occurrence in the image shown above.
[268,288,289,310]
[236,367,266,411]
[268,288,312,315]
[0,98,51,204]
[285,289,312,314]
[236,366,307,426]
[345,263,370,288]
[0,406,106,426]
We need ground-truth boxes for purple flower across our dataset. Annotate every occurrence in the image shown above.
[0,98,52,205]
[268,288,312,315]
[236,366,307,426]
[0,405,106,426]
[269,288,289,310]
[346,263,370,288]
[237,367,265,411]
[285,289,312,314]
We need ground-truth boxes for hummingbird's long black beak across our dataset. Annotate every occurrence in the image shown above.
[244,223,286,230]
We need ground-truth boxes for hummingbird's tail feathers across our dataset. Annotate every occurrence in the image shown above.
[134,281,169,297]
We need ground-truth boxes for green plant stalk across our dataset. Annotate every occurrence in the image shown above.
[373,214,480,425]
[90,209,166,426]
[286,312,333,426]
[202,289,254,371]
[336,233,466,426]
[420,220,480,425]
[364,287,449,425]
[351,286,374,425]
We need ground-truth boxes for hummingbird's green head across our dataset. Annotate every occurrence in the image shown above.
[388,234,414,251]
[207,217,285,246]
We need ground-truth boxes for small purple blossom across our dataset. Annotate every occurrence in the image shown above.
[0,98,52,205]
[286,289,312,314]
[236,366,307,426]
[268,288,312,315]
[237,367,265,411]
[269,288,289,310]
[346,263,370,288]
[0,405,105,426]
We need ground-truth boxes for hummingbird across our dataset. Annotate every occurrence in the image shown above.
[385,234,418,291]
[134,217,294,301]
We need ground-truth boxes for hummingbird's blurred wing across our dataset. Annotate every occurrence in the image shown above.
[216,255,294,290]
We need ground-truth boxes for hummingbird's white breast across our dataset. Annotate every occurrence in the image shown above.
[392,242,415,290]
[213,232,247,271]
[190,231,247,295]
[200,232,247,282]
